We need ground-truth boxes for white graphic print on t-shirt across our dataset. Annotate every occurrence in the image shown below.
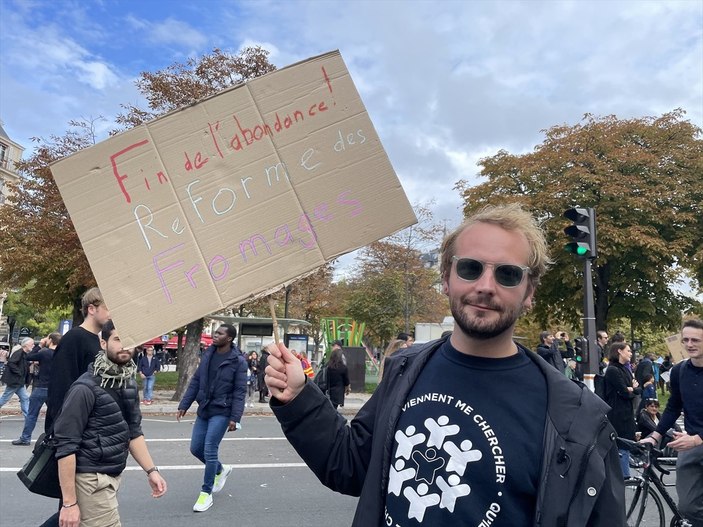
[384,394,511,526]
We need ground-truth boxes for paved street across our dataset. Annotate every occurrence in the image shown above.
[0,414,358,526]
[0,399,683,526]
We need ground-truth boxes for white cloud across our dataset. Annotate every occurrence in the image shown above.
[147,17,208,49]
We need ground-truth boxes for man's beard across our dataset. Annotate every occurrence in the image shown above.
[107,350,134,365]
[450,293,524,340]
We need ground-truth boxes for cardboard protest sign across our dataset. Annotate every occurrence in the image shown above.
[664,333,687,363]
[51,50,417,348]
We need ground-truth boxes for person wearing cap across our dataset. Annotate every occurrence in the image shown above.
[0,337,33,416]
[265,203,624,526]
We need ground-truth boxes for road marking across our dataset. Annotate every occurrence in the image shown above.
[145,437,287,442]
[0,437,287,444]
[1,463,307,472]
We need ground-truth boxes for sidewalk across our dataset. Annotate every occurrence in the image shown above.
[0,388,373,418]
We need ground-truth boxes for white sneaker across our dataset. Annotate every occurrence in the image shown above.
[212,464,232,493]
[193,491,213,512]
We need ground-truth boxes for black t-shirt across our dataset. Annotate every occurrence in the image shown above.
[46,326,101,431]
[384,340,547,526]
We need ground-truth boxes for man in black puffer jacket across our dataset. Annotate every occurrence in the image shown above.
[54,320,167,527]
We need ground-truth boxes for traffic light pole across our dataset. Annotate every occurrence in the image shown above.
[583,258,598,390]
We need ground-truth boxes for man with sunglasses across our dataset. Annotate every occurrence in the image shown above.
[265,203,624,526]
[640,318,703,526]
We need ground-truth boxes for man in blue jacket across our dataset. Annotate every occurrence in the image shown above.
[138,345,161,405]
[266,203,625,526]
[177,324,246,512]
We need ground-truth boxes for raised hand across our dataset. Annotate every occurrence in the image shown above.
[264,342,306,403]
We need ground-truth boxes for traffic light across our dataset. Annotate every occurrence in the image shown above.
[574,337,589,363]
[564,207,597,259]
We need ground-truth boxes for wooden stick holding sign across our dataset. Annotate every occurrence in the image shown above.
[268,297,284,393]
[268,297,280,345]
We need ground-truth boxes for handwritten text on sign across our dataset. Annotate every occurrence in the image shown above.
[51,50,416,348]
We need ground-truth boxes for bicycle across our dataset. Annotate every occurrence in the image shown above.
[617,437,692,527]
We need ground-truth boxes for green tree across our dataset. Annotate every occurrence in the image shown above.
[2,288,71,343]
[457,110,703,333]
[0,119,101,323]
[344,204,449,347]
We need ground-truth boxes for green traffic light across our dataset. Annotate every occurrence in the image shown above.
[565,242,590,257]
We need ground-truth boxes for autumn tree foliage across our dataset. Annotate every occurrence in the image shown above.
[113,47,276,132]
[457,110,703,333]
[0,120,100,322]
[343,205,449,347]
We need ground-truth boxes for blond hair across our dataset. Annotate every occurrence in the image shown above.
[379,339,407,381]
[440,203,552,290]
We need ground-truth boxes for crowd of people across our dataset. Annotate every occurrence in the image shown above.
[2,203,701,526]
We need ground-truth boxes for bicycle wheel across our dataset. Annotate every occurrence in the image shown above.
[625,479,665,527]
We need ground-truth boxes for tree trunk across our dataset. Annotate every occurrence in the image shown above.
[171,318,204,401]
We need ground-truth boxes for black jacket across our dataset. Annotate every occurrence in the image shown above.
[25,347,54,388]
[178,345,247,422]
[604,361,640,441]
[0,347,26,387]
[535,340,573,373]
[327,364,349,406]
[272,338,625,526]
[634,358,653,387]
[53,371,142,476]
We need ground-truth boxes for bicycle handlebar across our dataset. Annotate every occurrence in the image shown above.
[616,437,670,476]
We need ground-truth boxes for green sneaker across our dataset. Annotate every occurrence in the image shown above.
[193,491,213,512]
[212,464,232,493]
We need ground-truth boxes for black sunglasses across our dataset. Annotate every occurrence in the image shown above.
[452,257,530,288]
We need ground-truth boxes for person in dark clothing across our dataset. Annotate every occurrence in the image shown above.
[258,348,269,403]
[178,324,246,513]
[46,287,109,432]
[0,337,32,415]
[658,355,672,395]
[265,203,625,526]
[596,330,609,374]
[535,330,573,373]
[604,342,641,478]
[138,345,161,405]
[40,287,109,527]
[326,347,350,410]
[641,318,703,525]
[12,332,60,445]
[636,398,680,452]
[53,320,166,527]
[634,352,654,389]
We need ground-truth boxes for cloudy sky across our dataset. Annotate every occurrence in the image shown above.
[1,0,701,252]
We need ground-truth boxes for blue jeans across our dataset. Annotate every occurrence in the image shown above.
[0,385,29,417]
[20,386,48,441]
[190,415,229,493]
[143,375,155,401]
[619,447,631,478]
